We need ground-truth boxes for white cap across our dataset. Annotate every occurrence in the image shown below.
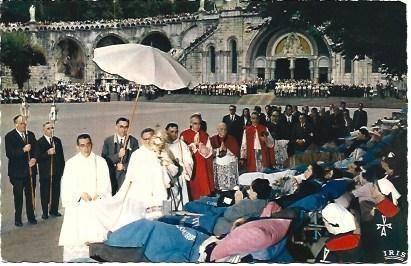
[377,177,401,205]
[322,203,356,235]
[359,126,369,132]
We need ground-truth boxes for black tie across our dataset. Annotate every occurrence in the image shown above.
[22,132,26,142]
[120,138,123,147]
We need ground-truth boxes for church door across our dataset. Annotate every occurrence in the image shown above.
[294,58,310,80]
[275,59,290,80]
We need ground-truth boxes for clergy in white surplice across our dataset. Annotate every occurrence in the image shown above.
[58,134,112,262]
[165,123,194,210]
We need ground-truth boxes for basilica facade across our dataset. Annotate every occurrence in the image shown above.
[0,0,382,90]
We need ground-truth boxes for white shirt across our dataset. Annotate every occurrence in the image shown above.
[44,135,52,145]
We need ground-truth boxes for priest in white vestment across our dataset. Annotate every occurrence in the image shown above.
[165,123,194,210]
[91,128,171,235]
[58,134,112,262]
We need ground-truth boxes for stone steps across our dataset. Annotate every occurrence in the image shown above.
[237,93,276,105]
[142,93,406,109]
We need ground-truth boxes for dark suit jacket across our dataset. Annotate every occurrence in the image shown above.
[101,135,139,173]
[353,110,368,130]
[266,121,288,140]
[222,114,241,128]
[37,135,65,179]
[344,117,354,134]
[5,129,38,179]
[282,114,297,140]
[292,122,314,149]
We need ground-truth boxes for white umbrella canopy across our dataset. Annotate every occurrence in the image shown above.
[93,43,197,91]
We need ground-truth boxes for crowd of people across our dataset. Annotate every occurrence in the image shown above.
[191,78,266,96]
[0,13,198,30]
[2,77,405,105]
[0,81,166,104]
[272,79,404,98]
[4,99,407,263]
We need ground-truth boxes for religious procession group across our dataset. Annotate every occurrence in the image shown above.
[273,79,384,98]
[4,101,407,263]
[191,79,266,96]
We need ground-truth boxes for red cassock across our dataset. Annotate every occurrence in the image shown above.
[244,124,275,172]
[180,129,214,200]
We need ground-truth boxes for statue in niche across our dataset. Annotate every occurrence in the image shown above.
[283,33,304,55]
[199,0,205,12]
[29,5,36,22]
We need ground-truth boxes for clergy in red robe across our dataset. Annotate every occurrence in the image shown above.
[240,112,275,172]
[210,122,240,191]
[180,114,214,200]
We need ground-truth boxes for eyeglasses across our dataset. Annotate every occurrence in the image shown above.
[46,127,54,130]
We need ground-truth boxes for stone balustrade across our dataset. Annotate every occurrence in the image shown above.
[0,13,199,32]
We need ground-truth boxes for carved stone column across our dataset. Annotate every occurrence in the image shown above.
[223,51,230,82]
[201,51,208,83]
[289,57,295,80]
[309,59,314,81]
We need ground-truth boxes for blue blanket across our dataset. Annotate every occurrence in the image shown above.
[184,196,227,216]
[105,219,209,262]
[158,214,220,235]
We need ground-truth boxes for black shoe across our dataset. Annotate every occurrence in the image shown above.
[28,219,37,224]
[15,221,23,227]
[50,212,62,217]
[42,214,49,220]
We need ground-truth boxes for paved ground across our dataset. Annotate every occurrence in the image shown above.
[0,101,401,262]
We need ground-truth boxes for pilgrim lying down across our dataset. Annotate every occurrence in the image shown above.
[83,160,405,264]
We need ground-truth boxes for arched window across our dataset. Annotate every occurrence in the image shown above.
[230,40,237,73]
[210,46,216,73]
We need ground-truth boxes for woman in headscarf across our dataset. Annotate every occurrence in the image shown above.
[315,203,361,263]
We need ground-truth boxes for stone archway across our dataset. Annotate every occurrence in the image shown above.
[54,38,86,80]
[141,32,172,52]
[96,34,127,48]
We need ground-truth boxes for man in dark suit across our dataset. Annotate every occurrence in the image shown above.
[5,115,38,226]
[291,114,314,152]
[353,103,368,130]
[283,104,297,140]
[266,110,288,140]
[37,121,65,219]
[254,106,267,126]
[222,105,241,145]
[102,117,139,195]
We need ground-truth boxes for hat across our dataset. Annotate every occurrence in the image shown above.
[377,177,401,205]
[359,126,369,132]
[322,203,356,235]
